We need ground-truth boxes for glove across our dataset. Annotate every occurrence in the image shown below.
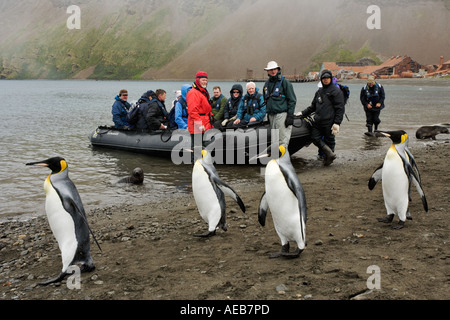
[332,124,340,135]
[198,125,205,132]
[221,119,229,127]
[285,114,294,127]
[230,115,237,122]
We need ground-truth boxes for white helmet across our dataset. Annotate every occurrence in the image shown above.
[264,61,281,71]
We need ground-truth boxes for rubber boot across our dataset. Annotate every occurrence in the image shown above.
[367,125,373,133]
[321,144,336,166]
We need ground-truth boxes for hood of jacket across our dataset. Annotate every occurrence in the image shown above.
[181,84,192,101]
[230,84,243,97]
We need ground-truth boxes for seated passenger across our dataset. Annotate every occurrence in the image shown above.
[233,82,266,127]
[112,89,133,129]
[174,84,191,130]
[135,90,155,131]
[221,84,243,128]
[210,86,227,122]
[146,89,169,131]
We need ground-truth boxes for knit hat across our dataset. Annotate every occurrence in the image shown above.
[196,71,208,79]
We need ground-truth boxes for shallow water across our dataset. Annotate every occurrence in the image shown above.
[0,78,448,220]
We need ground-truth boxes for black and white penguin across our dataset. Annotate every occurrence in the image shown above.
[368,130,428,229]
[258,145,307,258]
[192,150,246,237]
[26,157,100,285]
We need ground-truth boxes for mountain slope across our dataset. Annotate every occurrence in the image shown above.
[0,0,448,80]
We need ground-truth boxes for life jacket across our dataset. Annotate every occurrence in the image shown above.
[244,92,263,115]
[364,83,381,99]
[154,99,169,119]
[213,94,225,110]
[263,76,286,102]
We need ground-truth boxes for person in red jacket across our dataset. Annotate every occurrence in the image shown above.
[187,71,214,158]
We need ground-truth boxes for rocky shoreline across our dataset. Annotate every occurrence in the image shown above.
[1,141,449,301]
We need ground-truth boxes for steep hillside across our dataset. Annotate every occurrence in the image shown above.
[0,0,448,80]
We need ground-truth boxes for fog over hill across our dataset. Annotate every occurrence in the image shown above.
[0,0,448,80]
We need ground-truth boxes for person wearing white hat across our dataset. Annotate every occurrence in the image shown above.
[263,61,297,149]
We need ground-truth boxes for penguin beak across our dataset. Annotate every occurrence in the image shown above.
[377,132,391,138]
[26,161,49,167]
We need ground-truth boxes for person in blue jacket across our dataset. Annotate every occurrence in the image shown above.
[233,82,266,127]
[174,84,191,130]
[112,89,133,129]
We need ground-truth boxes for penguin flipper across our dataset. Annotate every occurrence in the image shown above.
[38,272,68,286]
[258,192,269,227]
[54,178,102,252]
[215,180,246,213]
[400,154,428,212]
[405,147,421,182]
[66,198,103,252]
[410,170,428,212]
[369,164,383,190]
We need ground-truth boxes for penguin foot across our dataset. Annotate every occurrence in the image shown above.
[392,221,405,230]
[268,243,293,259]
[194,230,216,238]
[38,272,68,286]
[377,214,394,224]
[281,248,303,259]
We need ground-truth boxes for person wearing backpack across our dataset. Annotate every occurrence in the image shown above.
[360,76,385,134]
[299,69,345,166]
[171,84,191,130]
[233,82,266,127]
[263,61,297,149]
[146,89,169,131]
[112,89,133,130]
[135,90,155,131]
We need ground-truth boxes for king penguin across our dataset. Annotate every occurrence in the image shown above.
[192,149,246,237]
[258,145,307,258]
[368,130,428,229]
[26,157,101,285]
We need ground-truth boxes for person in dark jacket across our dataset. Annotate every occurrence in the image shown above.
[300,69,345,166]
[263,61,297,149]
[146,89,169,131]
[112,89,132,129]
[221,84,244,127]
[360,76,385,134]
[135,90,155,131]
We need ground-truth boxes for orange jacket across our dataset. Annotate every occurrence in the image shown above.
[187,86,213,134]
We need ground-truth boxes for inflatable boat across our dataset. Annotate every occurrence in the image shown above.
[89,117,312,164]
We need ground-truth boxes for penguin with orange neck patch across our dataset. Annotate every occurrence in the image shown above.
[369,131,428,229]
[27,157,100,285]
